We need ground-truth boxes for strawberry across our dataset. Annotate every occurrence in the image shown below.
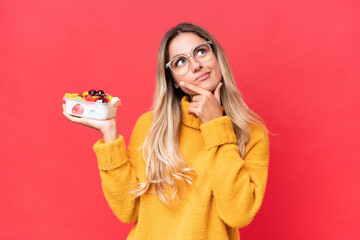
[86,95,96,102]
[72,104,84,115]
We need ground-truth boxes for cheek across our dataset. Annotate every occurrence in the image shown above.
[171,73,180,87]
[173,73,193,84]
[216,66,222,80]
[207,56,219,70]
[172,74,190,89]
[209,61,222,80]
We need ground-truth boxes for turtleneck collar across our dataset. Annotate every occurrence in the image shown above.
[180,95,225,129]
[181,95,203,129]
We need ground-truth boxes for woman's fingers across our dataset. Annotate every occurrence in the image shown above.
[189,102,199,108]
[180,81,210,96]
[188,101,200,118]
[62,104,88,125]
[187,106,199,118]
[63,111,84,124]
[192,95,204,102]
[62,104,116,132]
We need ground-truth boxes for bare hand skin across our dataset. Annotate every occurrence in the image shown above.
[62,104,119,143]
[180,81,223,123]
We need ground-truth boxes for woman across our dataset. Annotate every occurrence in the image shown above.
[63,23,269,240]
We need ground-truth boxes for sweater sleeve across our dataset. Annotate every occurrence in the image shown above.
[93,115,146,224]
[200,116,269,228]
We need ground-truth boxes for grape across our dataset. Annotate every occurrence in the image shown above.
[98,90,105,95]
[89,89,97,96]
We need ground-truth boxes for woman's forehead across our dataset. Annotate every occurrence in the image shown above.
[168,33,206,59]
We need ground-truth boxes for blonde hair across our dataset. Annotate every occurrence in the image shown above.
[129,23,268,208]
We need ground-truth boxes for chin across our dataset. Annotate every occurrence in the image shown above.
[199,81,218,92]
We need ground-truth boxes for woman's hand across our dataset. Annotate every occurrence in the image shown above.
[62,104,119,142]
[180,81,223,123]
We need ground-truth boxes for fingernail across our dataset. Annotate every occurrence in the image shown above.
[180,81,184,86]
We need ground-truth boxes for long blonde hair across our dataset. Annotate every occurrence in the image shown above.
[129,23,268,208]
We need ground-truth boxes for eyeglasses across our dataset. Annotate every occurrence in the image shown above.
[166,40,213,75]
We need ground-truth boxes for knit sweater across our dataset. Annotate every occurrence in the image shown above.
[93,95,269,240]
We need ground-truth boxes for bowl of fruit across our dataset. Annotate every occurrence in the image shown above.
[63,89,121,120]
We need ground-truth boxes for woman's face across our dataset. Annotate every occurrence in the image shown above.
[167,33,222,99]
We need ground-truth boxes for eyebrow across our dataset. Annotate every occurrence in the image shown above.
[169,41,207,60]
[169,51,189,61]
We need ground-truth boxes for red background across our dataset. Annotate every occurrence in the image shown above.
[1,0,359,239]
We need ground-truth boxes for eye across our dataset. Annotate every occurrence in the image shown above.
[194,46,209,57]
[173,57,188,68]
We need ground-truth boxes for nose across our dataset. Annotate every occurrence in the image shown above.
[188,55,202,72]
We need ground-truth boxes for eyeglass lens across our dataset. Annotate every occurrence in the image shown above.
[170,43,212,74]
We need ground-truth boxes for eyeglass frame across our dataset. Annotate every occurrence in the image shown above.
[165,40,213,74]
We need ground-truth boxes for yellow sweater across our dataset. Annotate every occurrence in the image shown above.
[93,95,269,240]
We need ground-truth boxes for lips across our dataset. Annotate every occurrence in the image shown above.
[195,72,211,82]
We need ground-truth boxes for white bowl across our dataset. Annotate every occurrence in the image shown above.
[63,96,121,120]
